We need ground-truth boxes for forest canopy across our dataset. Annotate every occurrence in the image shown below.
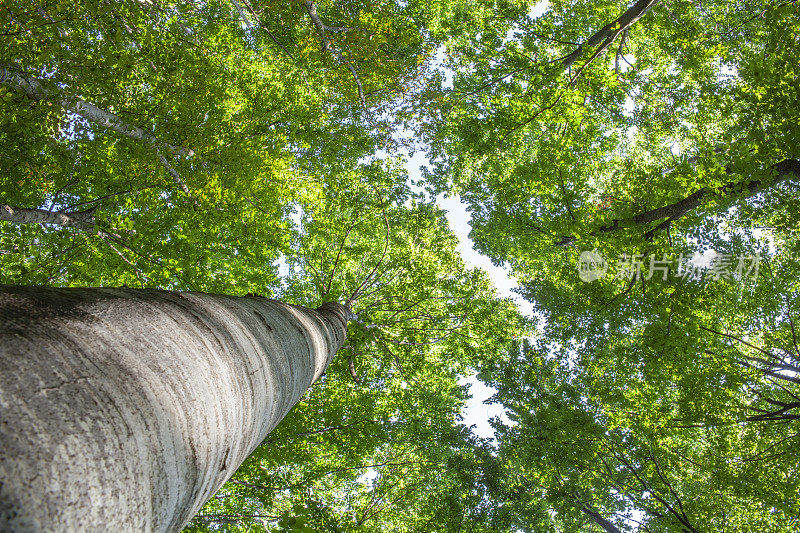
[1,0,798,531]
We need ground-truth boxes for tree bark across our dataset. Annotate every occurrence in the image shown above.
[302,1,367,109]
[499,0,660,142]
[580,505,624,533]
[0,68,194,197]
[0,286,350,532]
[0,204,96,230]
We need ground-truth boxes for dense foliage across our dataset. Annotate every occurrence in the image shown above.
[2,0,798,531]
[429,0,800,531]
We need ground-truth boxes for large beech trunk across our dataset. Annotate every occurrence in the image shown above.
[0,286,350,532]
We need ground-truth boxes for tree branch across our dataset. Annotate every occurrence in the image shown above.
[556,158,800,245]
[1,68,196,197]
[560,0,661,71]
[302,1,367,109]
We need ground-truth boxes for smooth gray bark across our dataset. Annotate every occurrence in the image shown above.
[580,505,624,533]
[0,205,95,230]
[0,68,193,195]
[0,286,350,532]
[302,1,367,108]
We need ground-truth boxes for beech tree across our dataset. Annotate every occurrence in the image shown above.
[0,286,350,531]
[4,0,799,530]
[1,3,528,532]
[182,168,525,531]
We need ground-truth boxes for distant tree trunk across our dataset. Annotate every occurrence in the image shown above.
[0,204,96,231]
[0,68,191,156]
[0,68,194,196]
[560,0,661,71]
[0,286,350,532]
[579,505,624,533]
[302,1,367,108]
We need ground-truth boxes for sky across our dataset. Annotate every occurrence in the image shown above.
[397,0,555,439]
[403,151,525,440]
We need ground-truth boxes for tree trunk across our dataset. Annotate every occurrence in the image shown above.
[0,204,96,231]
[0,68,194,195]
[560,0,661,71]
[579,505,624,533]
[302,1,367,108]
[0,68,192,157]
[0,286,350,532]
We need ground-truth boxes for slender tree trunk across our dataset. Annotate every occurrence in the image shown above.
[566,490,624,533]
[560,0,661,71]
[0,286,350,532]
[0,68,191,157]
[579,505,624,533]
[0,68,194,196]
[0,204,95,231]
[500,0,660,142]
[302,1,367,108]
[633,158,800,225]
